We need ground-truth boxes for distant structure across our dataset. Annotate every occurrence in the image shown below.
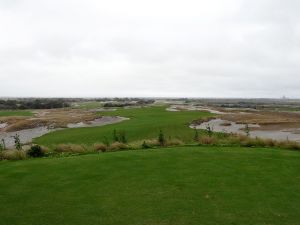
[282,95,288,100]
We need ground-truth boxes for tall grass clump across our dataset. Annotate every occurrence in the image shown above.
[0,150,27,160]
[109,142,129,151]
[93,143,108,152]
[55,144,87,153]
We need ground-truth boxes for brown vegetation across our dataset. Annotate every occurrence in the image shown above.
[220,111,300,131]
[1,108,101,132]
[55,144,87,153]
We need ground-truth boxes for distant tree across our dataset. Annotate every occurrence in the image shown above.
[119,130,127,144]
[194,129,199,141]
[244,124,250,137]
[0,139,5,151]
[158,130,166,146]
[113,129,119,142]
[12,134,21,150]
[206,124,213,137]
[103,136,110,146]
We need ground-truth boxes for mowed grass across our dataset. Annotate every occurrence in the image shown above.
[1,146,300,225]
[0,110,32,117]
[35,106,212,146]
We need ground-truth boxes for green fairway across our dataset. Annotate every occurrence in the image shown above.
[35,106,212,146]
[1,146,300,225]
[0,110,32,117]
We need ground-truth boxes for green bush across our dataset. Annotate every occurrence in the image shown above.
[158,130,165,146]
[27,145,44,158]
[142,141,151,149]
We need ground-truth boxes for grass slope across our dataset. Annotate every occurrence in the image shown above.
[0,110,32,117]
[35,107,212,146]
[1,146,300,225]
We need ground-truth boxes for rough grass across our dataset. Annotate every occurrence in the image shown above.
[1,146,300,225]
[34,106,212,146]
[0,150,27,160]
[0,110,32,117]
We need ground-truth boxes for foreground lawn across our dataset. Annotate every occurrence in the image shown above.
[1,146,300,225]
[35,106,212,146]
[0,110,32,117]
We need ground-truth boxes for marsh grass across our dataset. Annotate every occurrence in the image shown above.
[197,133,300,151]
[109,142,129,151]
[0,149,27,160]
[55,144,87,153]
[93,143,108,152]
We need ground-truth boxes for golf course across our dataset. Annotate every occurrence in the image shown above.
[1,105,300,225]
[1,147,300,225]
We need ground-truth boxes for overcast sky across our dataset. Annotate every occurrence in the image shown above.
[0,0,299,98]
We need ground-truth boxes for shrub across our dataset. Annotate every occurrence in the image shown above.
[142,141,151,149]
[158,130,166,146]
[27,145,44,158]
[94,143,108,152]
[55,144,86,153]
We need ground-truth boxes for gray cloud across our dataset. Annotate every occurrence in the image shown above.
[0,0,300,98]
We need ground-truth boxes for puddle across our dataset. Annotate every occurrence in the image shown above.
[0,116,129,148]
[192,118,300,142]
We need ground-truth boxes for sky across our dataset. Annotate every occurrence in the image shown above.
[0,0,300,98]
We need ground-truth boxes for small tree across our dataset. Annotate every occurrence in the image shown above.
[12,134,21,150]
[0,139,6,151]
[206,124,213,137]
[119,130,127,144]
[244,124,250,137]
[112,129,119,142]
[103,136,110,146]
[158,130,165,146]
[194,129,199,141]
